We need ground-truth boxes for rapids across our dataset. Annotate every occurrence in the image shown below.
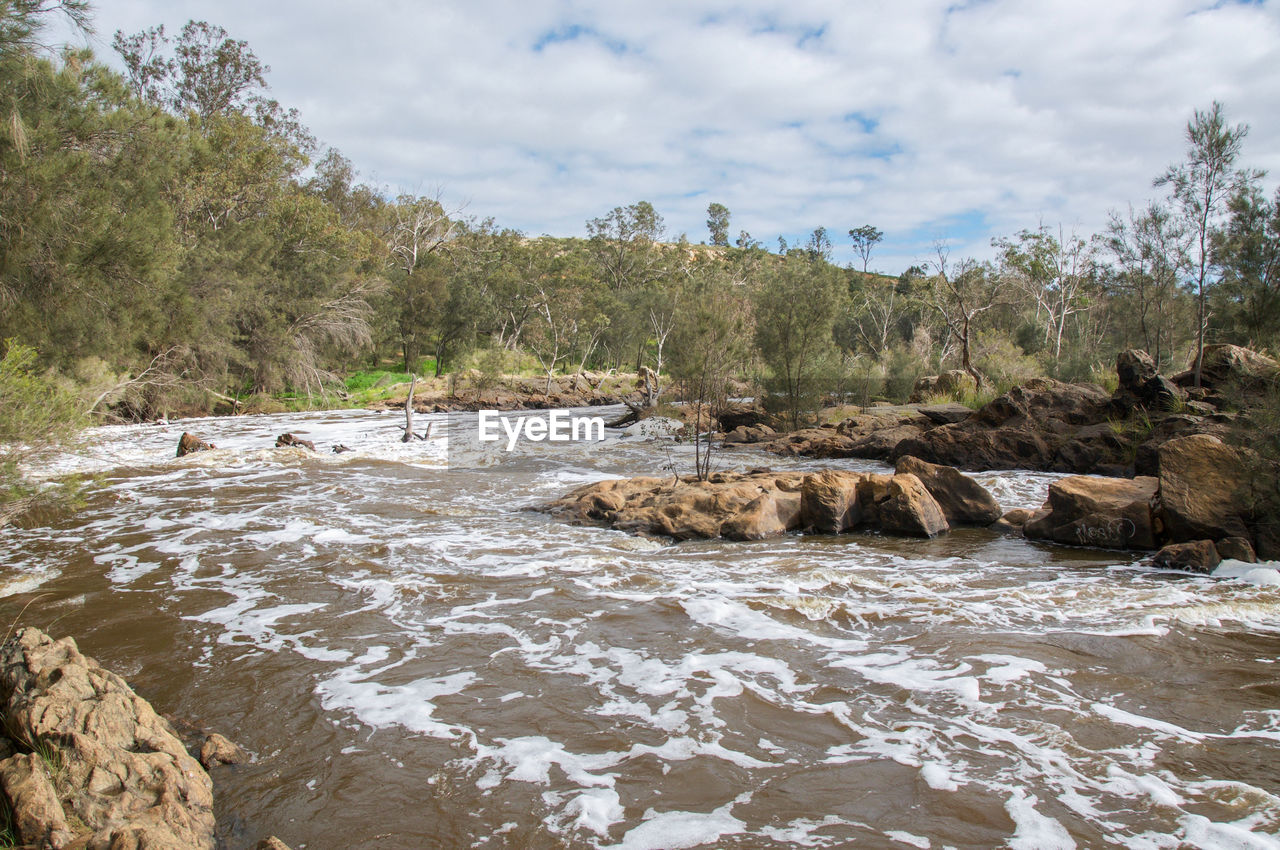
[2,407,1279,849]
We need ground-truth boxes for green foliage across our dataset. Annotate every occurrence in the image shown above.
[0,342,85,526]
[753,254,843,428]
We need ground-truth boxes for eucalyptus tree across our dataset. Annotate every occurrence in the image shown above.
[706,202,730,247]
[849,224,883,273]
[923,244,1006,387]
[1156,102,1261,386]
[1212,184,1280,348]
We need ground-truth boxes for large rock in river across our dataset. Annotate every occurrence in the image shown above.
[1023,475,1160,549]
[543,468,976,541]
[895,455,1003,525]
[1157,434,1251,542]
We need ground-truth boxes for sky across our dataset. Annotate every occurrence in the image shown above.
[53,0,1280,273]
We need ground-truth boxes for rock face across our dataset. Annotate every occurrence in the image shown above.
[1157,434,1251,542]
[1023,476,1160,549]
[768,348,1269,479]
[895,455,1003,525]
[894,379,1114,472]
[1176,344,1279,392]
[878,474,949,537]
[0,628,215,849]
[541,465,1004,541]
[176,432,214,457]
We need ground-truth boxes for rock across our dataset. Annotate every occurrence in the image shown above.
[716,403,768,432]
[199,733,249,769]
[1216,536,1257,563]
[543,469,956,541]
[256,839,294,850]
[1116,349,1157,393]
[846,425,924,461]
[1153,540,1221,573]
[1176,344,1279,392]
[332,444,353,454]
[1023,475,1160,549]
[991,508,1033,536]
[798,470,863,533]
[0,628,215,849]
[909,370,977,403]
[1157,434,1250,542]
[878,474,949,537]
[894,456,1002,525]
[722,491,801,540]
[915,403,973,425]
[275,433,315,451]
[0,752,74,848]
[176,432,214,457]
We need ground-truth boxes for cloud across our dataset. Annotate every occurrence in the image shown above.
[56,0,1280,272]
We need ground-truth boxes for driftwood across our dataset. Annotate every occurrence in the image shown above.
[606,398,651,429]
[402,375,430,442]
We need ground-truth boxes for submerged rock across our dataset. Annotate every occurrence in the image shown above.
[0,627,215,849]
[275,432,316,451]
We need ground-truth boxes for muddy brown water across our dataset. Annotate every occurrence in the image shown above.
[2,407,1279,849]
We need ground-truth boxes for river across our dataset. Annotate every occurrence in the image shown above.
[3,407,1279,849]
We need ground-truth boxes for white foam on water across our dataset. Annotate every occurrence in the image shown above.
[885,830,932,849]
[1003,788,1076,850]
[607,795,750,850]
[317,669,476,740]
[568,788,625,836]
[1214,560,1280,587]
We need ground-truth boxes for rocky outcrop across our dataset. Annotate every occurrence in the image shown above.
[895,378,1114,472]
[541,464,1006,542]
[1023,476,1160,549]
[176,432,215,457]
[1175,344,1279,394]
[769,348,1269,479]
[0,628,215,849]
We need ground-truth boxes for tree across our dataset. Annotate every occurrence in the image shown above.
[586,200,667,292]
[668,268,751,480]
[1105,202,1189,370]
[1213,184,1280,348]
[753,253,843,429]
[995,224,1097,369]
[169,20,267,119]
[706,202,730,247]
[804,226,832,262]
[1155,102,1260,387]
[923,244,1005,387]
[849,225,883,274]
[112,24,170,104]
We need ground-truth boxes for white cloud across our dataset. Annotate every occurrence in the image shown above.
[54,0,1280,272]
